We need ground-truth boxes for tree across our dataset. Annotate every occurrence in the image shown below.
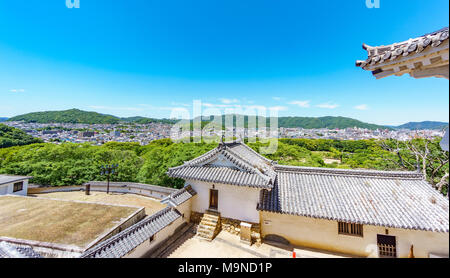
[380,138,449,196]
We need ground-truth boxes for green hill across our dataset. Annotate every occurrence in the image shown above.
[0,124,42,148]
[198,115,388,130]
[8,109,177,125]
[8,109,120,124]
[395,121,448,130]
[120,116,177,125]
[7,109,388,129]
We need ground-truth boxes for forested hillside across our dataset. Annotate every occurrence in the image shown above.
[8,109,389,129]
[0,124,42,148]
[8,109,120,124]
[0,138,447,195]
[396,121,448,130]
[198,115,388,130]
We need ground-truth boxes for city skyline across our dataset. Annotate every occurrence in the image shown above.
[1,0,449,125]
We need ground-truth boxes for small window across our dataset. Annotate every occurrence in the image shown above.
[13,182,23,192]
[338,222,363,237]
[149,235,155,243]
[377,235,397,258]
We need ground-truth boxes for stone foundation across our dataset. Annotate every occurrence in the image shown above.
[190,211,262,245]
[190,211,204,224]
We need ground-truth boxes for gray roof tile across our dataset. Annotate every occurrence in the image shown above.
[167,140,275,189]
[161,185,197,207]
[0,242,42,258]
[81,207,182,258]
[258,165,449,232]
[356,27,449,69]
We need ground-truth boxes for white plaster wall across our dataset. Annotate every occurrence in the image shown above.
[261,211,449,258]
[123,217,185,258]
[175,198,193,223]
[0,180,28,196]
[187,180,261,223]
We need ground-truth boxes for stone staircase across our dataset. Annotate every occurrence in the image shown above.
[196,211,221,241]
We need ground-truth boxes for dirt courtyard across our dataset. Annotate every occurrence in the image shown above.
[30,191,166,216]
[0,195,139,248]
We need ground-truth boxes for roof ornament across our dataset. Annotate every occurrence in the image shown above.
[219,130,225,148]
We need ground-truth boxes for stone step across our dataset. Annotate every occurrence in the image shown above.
[197,226,215,234]
[202,216,219,222]
[200,220,218,227]
[200,215,219,222]
[196,212,221,241]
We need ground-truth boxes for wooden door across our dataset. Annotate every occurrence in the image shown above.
[209,189,218,210]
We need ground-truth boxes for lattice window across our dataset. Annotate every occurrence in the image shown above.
[378,243,397,258]
[377,235,397,258]
[338,222,363,237]
[13,182,23,192]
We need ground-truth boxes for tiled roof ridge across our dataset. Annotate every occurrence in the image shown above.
[274,165,424,179]
[81,207,181,258]
[168,141,273,183]
[356,27,449,68]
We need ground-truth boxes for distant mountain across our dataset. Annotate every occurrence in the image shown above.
[277,116,387,130]
[14,109,446,131]
[198,115,388,130]
[7,109,175,125]
[0,117,8,122]
[395,121,449,130]
[0,123,42,148]
[120,116,177,125]
[8,109,120,124]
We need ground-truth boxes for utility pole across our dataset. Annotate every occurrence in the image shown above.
[100,164,118,194]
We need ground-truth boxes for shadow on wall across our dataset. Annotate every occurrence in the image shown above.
[263,234,293,251]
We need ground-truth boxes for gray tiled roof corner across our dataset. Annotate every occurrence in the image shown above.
[161,185,197,207]
[167,141,275,189]
[356,27,449,69]
[81,207,182,258]
[258,166,449,233]
[0,241,42,258]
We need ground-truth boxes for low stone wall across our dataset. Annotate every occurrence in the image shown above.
[28,182,177,200]
[221,217,261,246]
[190,211,203,224]
[85,181,177,199]
[27,185,83,195]
[190,211,262,245]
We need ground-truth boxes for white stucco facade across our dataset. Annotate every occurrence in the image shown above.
[261,211,449,258]
[187,180,261,223]
[123,216,185,258]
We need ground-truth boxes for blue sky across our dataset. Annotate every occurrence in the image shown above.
[0,0,448,125]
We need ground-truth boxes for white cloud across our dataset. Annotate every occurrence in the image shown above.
[170,102,191,107]
[316,103,339,109]
[270,106,288,112]
[354,104,369,110]
[89,105,144,112]
[220,98,239,104]
[272,97,282,101]
[9,89,25,93]
[288,100,310,108]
